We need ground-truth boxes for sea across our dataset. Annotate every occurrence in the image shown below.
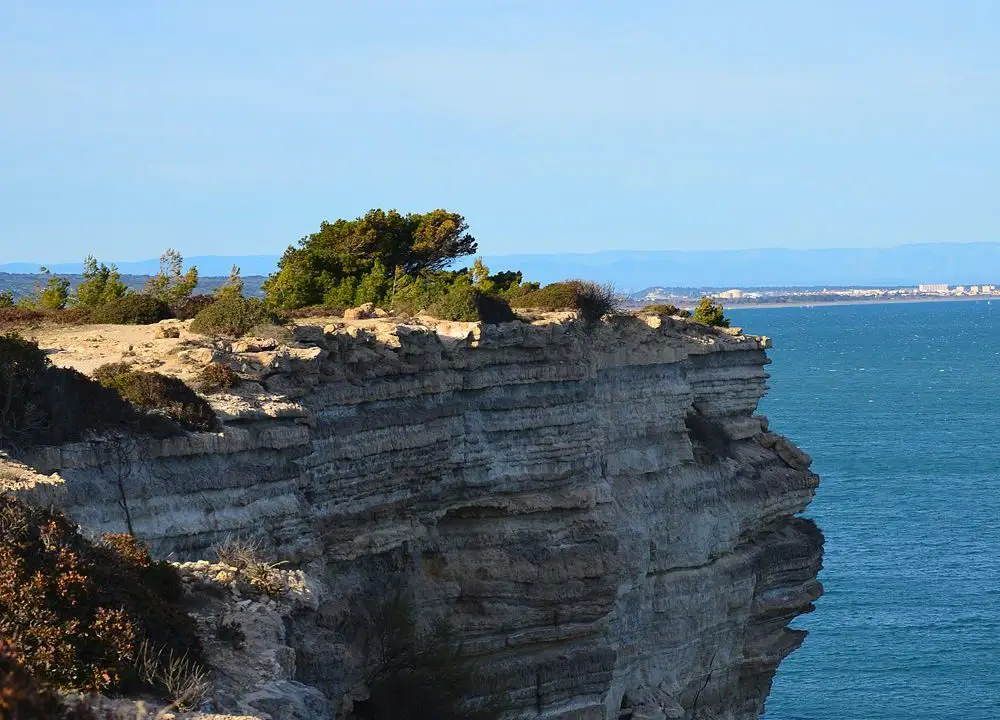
[725,301,1000,720]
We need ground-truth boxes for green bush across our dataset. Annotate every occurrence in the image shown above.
[90,294,170,325]
[426,284,516,324]
[510,280,620,323]
[197,362,240,393]
[0,289,14,308]
[214,265,244,301]
[189,296,278,337]
[509,281,579,311]
[390,273,453,317]
[93,364,217,432]
[641,303,692,318]
[264,209,476,309]
[169,294,216,320]
[75,256,128,308]
[693,297,730,327]
[0,497,204,697]
[18,269,71,311]
[0,333,154,451]
[144,249,198,304]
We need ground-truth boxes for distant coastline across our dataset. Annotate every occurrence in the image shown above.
[722,295,994,311]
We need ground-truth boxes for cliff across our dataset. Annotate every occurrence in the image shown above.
[1,313,823,720]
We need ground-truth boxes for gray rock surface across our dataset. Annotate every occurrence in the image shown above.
[3,313,823,719]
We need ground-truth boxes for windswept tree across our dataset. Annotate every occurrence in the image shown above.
[263,209,477,309]
[75,255,128,307]
[20,267,70,311]
[693,297,730,327]
[144,249,198,304]
[214,264,244,301]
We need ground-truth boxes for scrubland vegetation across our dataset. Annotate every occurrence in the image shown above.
[0,497,206,714]
[1,208,737,334]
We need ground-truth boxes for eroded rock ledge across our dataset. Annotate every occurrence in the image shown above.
[2,313,823,719]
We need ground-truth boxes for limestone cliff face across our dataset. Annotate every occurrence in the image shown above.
[5,314,822,720]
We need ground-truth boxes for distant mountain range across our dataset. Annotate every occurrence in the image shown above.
[5,243,1000,290]
[475,243,1000,289]
[0,255,280,277]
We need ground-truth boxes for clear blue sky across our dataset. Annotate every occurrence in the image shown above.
[2,1,999,263]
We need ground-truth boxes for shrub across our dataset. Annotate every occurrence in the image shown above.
[0,289,14,308]
[390,273,453,318]
[214,265,244,301]
[321,261,394,310]
[641,303,692,318]
[0,640,103,719]
[197,362,240,393]
[16,269,71,312]
[75,256,128,308]
[212,535,286,596]
[89,294,170,325]
[34,269,72,311]
[693,297,730,327]
[213,535,265,570]
[0,334,153,451]
[426,285,516,324]
[510,280,620,323]
[0,497,204,696]
[509,281,579,311]
[0,640,69,719]
[169,294,216,320]
[573,280,620,324]
[0,307,93,329]
[473,292,517,324]
[189,296,277,338]
[134,640,210,710]
[144,249,198,304]
[0,306,44,327]
[93,364,217,432]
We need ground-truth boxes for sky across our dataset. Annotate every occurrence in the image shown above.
[2,1,999,263]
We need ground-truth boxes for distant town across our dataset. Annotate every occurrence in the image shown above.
[631,284,1000,308]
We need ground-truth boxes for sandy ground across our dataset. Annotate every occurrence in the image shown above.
[21,320,220,379]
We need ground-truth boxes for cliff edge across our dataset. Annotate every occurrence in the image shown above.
[2,312,823,720]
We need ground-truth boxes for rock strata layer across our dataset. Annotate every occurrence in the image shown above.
[3,313,823,719]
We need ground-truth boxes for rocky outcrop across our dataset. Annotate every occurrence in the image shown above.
[2,313,822,719]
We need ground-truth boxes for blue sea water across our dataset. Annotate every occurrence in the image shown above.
[727,301,1000,720]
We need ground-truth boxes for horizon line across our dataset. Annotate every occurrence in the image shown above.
[3,239,1000,267]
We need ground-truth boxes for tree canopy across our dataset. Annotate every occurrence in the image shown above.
[263,209,477,309]
[75,255,127,308]
[144,249,198,304]
[693,297,730,327]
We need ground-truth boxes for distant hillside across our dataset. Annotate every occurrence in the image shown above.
[0,255,281,277]
[6,243,1000,291]
[476,243,1000,289]
[0,273,267,300]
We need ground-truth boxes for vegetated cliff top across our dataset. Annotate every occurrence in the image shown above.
[18,309,763,384]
